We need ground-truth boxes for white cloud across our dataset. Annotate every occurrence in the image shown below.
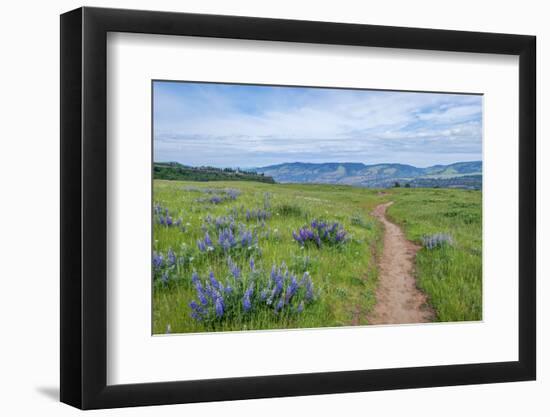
[153,83,482,167]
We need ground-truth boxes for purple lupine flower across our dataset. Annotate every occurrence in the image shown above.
[227,257,241,279]
[161,272,169,285]
[220,240,230,252]
[202,280,213,296]
[204,231,213,247]
[189,260,315,323]
[214,297,224,318]
[167,248,176,266]
[242,295,252,312]
[273,278,283,298]
[218,228,237,251]
[152,252,163,270]
[239,229,253,247]
[285,275,299,303]
[242,285,253,312]
[245,208,270,222]
[209,195,224,204]
[314,234,322,248]
[224,188,240,200]
[292,220,348,247]
[335,230,347,242]
[270,265,277,281]
[158,215,165,226]
[197,288,208,306]
[197,239,206,252]
[189,300,200,312]
[209,271,221,291]
[247,284,254,297]
[193,279,209,306]
[189,300,204,321]
[166,216,173,226]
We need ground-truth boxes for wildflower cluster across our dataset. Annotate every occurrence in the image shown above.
[187,187,241,205]
[292,220,348,248]
[224,188,241,200]
[152,247,192,286]
[203,214,237,231]
[189,259,316,323]
[245,208,271,222]
[189,271,233,320]
[259,264,315,313]
[154,203,183,228]
[196,225,257,253]
[422,233,453,250]
[196,195,227,204]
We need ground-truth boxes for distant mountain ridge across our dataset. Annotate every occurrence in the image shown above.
[254,161,482,189]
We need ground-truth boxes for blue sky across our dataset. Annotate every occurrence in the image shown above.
[153,81,482,168]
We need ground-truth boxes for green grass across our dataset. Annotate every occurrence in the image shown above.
[152,180,482,333]
[386,188,482,322]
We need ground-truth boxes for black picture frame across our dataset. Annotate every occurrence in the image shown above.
[60,6,536,410]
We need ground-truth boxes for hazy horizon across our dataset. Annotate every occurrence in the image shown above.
[154,159,482,170]
[153,81,482,168]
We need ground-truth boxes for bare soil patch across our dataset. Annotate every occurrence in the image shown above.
[367,202,434,324]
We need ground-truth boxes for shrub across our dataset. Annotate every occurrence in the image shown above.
[275,203,304,217]
[422,233,453,250]
[350,214,372,229]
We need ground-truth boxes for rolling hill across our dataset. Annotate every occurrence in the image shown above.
[154,162,275,184]
[254,161,482,189]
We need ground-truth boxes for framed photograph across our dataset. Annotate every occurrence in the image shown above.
[60,6,536,409]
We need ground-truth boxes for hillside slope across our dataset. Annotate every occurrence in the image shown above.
[255,161,482,189]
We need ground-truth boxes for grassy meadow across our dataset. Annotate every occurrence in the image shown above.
[152,180,482,334]
[386,189,482,322]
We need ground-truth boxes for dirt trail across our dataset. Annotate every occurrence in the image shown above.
[368,202,434,325]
